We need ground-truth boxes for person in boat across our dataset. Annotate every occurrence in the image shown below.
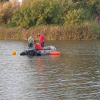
[28,35,34,48]
[34,40,43,52]
[38,33,45,48]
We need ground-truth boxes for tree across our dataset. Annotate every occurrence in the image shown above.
[12,0,63,28]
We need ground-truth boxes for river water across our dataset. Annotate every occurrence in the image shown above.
[0,40,100,100]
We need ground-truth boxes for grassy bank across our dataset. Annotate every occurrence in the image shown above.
[0,22,100,41]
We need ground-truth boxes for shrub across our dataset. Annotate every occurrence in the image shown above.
[5,21,17,27]
[12,0,63,28]
[64,9,82,25]
[64,8,93,26]
[0,0,19,24]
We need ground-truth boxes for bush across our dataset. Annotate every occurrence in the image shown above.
[12,7,33,28]
[64,9,82,25]
[90,23,100,35]
[5,21,17,27]
[12,0,63,28]
[0,0,19,24]
[64,8,93,26]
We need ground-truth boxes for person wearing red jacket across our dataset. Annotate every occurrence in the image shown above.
[34,40,43,52]
[38,33,45,47]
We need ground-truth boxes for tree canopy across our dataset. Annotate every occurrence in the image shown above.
[0,0,100,28]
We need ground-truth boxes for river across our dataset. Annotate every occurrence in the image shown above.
[0,40,100,100]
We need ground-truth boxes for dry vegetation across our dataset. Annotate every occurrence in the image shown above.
[0,0,100,40]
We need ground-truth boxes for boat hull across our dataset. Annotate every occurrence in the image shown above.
[20,46,56,56]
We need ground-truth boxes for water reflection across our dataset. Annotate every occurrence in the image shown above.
[35,56,44,67]
[34,56,46,100]
[50,55,60,59]
[0,40,100,100]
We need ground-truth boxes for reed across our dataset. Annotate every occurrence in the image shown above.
[0,22,100,40]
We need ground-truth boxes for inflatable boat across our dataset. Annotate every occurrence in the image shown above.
[20,46,59,56]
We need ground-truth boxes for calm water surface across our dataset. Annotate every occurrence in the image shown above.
[0,40,100,100]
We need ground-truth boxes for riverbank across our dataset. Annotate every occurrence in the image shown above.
[0,23,100,40]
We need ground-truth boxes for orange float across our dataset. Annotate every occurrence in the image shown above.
[49,51,60,55]
[12,50,16,55]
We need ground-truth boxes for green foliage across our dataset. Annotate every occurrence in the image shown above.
[12,6,33,28]
[0,0,100,28]
[5,21,17,27]
[80,9,93,21]
[90,24,100,35]
[64,7,94,26]
[12,0,63,28]
[64,9,82,25]
[61,0,76,14]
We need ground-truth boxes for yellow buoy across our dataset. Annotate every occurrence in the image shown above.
[12,50,16,55]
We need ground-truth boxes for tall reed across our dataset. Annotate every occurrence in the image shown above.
[0,22,100,40]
